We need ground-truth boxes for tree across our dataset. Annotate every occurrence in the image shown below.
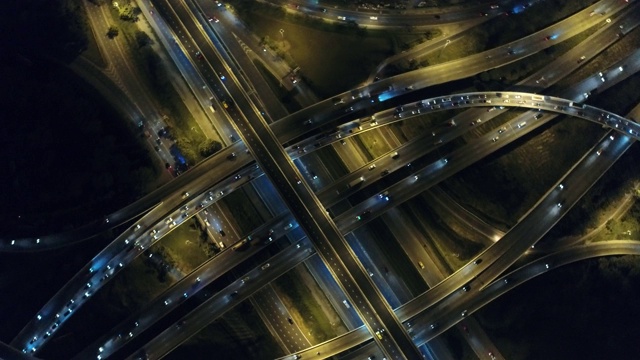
[199,139,222,157]
[135,31,153,48]
[106,25,119,39]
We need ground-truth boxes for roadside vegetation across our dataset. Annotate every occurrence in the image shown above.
[105,1,217,165]
[158,219,214,273]
[169,303,284,359]
[273,269,340,343]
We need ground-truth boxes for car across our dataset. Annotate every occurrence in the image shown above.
[557,203,563,208]
[337,15,346,20]
[606,18,611,23]
[182,192,190,199]
[418,261,425,269]
[559,184,564,190]
[474,258,483,265]
[470,119,481,126]
[596,149,602,156]
[261,263,270,270]
[288,317,294,324]
[380,169,390,177]
[461,310,468,317]
[219,229,226,236]
[491,136,499,142]
[303,119,313,125]
[391,151,399,159]
[368,164,376,170]
[356,210,371,221]
[535,113,544,119]
[489,351,497,360]
[578,55,586,63]
[343,300,350,308]
[545,263,550,269]
[462,284,470,292]
[609,135,615,140]
[310,171,318,180]
[195,51,203,59]
[234,174,241,181]
[517,121,527,128]
[375,329,385,339]
[430,323,438,329]
[498,127,507,134]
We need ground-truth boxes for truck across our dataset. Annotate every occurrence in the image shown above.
[232,239,248,251]
[348,176,364,188]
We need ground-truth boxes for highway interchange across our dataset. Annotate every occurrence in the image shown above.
[4,0,640,359]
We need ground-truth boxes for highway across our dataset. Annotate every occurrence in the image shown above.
[4,0,636,253]
[8,0,638,358]
[14,87,640,355]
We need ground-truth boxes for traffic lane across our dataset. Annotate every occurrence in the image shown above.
[252,286,311,351]
[74,220,295,359]
[251,175,290,215]
[407,134,632,339]
[305,255,364,329]
[478,133,633,284]
[382,209,444,285]
[233,105,413,359]
[346,232,403,309]
[219,21,419,354]
[410,241,640,345]
[130,241,315,360]
[270,0,630,142]
[191,0,289,120]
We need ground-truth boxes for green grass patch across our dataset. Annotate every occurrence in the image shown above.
[101,257,174,314]
[159,219,210,273]
[273,270,338,342]
[315,145,350,178]
[221,188,268,234]
[169,303,284,360]
[405,198,483,269]
[227,1,394,98]
[354,129,393,159]
[360,220,428,295]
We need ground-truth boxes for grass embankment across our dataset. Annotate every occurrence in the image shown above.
[107,4,207,164]
[404,199,483,270]
[168,303,284,360]
[159,219,212,273]
[273,270,340,343]
[221,188,269,235]
[361,220,429,294]
[414,0,594,73]
[227,0,395,97]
